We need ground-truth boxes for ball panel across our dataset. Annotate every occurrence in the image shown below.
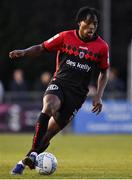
[35,152,58,175]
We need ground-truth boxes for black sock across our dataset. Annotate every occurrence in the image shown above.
[27,112,50,156]
[37,142,50,154]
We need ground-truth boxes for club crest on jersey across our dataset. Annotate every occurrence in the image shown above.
[79,51,85,59]
[46,84,59,91]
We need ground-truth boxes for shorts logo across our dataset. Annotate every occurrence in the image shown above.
[47,84,59,91]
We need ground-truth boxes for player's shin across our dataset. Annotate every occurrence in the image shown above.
[28,112,50,154]
[23,113,50,169]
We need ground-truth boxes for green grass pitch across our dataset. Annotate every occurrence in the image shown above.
[0,134,132,179]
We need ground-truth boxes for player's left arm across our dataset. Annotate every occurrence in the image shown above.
[92,68,109,115]
[92,43,110,115]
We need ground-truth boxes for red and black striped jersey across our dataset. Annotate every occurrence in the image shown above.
[42,30,109,96]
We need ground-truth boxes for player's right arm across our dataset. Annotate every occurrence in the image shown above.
[9,44,44,59]
[9,32,64,59]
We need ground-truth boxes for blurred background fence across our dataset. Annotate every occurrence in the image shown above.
[0,91,131,134]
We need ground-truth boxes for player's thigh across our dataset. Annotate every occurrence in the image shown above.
[55,91,86,129]
[42,81,64,114]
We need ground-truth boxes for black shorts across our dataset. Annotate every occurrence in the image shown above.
[44,80,86,129]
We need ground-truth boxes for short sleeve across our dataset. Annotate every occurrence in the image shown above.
[42,32,64,52]
[98,44,110,70]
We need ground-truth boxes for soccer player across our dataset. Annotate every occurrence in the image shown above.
[9,6,109,175]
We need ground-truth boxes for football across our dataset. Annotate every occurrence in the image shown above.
[35,152,58,175]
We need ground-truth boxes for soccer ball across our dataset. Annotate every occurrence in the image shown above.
[35,152,58,175]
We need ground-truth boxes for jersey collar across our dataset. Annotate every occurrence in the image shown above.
[75,30,98,43]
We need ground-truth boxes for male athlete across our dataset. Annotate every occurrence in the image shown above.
[9,6,109,175]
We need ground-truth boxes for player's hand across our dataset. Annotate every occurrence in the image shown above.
[9,50,25,59]
[92,95,102,115]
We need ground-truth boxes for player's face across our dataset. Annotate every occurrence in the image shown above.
[78,15,98,40]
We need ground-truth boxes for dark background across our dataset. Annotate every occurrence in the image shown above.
[0,0,131,90]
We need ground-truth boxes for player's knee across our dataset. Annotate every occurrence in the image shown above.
[42,94,61,116]
[42,101,57,116]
